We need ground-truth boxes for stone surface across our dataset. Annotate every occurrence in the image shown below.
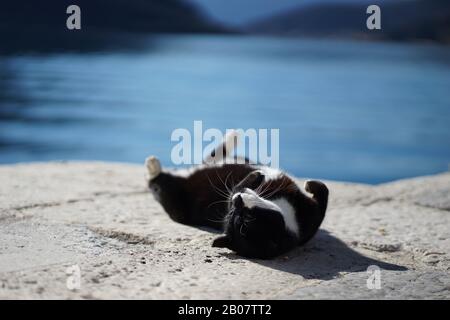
[0,162,449,299]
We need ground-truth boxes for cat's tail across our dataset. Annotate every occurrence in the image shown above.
[305,180,329,220]
[204,130,241,164]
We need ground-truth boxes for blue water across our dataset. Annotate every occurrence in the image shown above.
[1,35,449,183]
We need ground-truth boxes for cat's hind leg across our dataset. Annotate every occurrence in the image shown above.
[145,155,192,224]
[145,156,162,180]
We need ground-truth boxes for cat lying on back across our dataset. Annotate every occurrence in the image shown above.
[145,132,329,259]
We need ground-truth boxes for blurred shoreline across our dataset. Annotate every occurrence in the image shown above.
[1,0,449,56]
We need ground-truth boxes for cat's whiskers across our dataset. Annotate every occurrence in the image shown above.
[254,181,265,196]
[223,171,234,196]
[257,178,274,199]
[207,199,230,209]
[223,208,234,224]
[215,169,233,197]
[261,178,290,199]
[206,174,230,199]
[207,207,235,224]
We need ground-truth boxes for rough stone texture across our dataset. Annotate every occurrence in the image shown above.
[0,162,449,299]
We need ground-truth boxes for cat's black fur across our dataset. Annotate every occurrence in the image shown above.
[146,137,329,259]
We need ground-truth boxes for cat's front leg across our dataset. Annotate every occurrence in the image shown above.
[234,170,265,192]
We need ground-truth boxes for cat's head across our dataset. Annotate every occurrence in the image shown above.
[212,188,288,259]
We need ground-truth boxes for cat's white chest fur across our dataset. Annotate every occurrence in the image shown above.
[272,198,299,238]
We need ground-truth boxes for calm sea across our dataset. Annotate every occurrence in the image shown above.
[1,35,449,183]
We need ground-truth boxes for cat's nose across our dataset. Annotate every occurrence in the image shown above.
[232,194,244,209]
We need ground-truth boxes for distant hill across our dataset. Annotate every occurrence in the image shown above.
[0,0,226,54]
[246,0,450,43]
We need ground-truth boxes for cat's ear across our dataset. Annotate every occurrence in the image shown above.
[212,236,230,248]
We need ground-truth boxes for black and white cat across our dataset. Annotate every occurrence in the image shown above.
[145,132,329,259]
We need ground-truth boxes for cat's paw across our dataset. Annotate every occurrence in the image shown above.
[145,156,161,180]
[304,180,327,195]
[247,170,265,187]
[235,170,265,191]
